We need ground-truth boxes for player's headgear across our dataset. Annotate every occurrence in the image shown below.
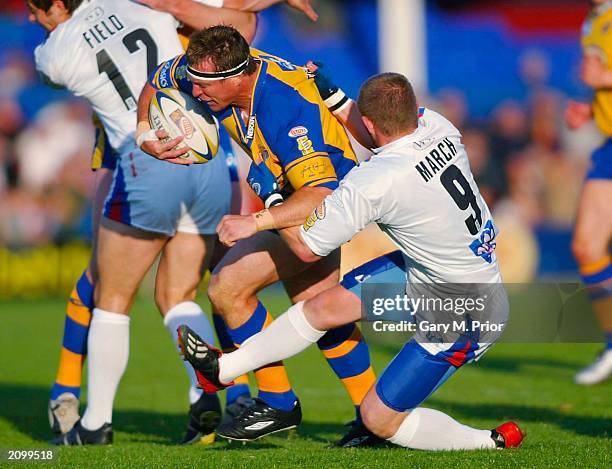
[186,25,257,81]
[187,57,251,81]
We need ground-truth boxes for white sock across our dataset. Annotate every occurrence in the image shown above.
[81,309,130,430]
[164,301,215,404]
[218,301,325,383]
[388,407,495,450]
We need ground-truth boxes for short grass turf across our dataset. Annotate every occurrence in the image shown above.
[0,291,610,468]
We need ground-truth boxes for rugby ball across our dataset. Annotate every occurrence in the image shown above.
[149,88,219,163]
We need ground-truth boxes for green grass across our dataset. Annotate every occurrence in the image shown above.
[0,291,610,468]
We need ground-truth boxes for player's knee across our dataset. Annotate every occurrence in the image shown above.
[360,403,394,439]
[95,288,131,314]
[305,296,340,330]
[208,269,246,313]
[571,236,604,265]
[154,288,191,315]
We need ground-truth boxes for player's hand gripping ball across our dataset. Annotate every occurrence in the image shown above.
[149,88,219,163]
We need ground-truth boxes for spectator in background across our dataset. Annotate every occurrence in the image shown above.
[15,100,93,192]
[463,127,505,206]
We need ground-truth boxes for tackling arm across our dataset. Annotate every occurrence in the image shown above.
[267,185,331,229]
[216,184,331,247]
[136,0,257,41]
[223,0,318,21]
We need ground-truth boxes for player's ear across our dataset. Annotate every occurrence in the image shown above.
[361,115,376,136]
[51,0,69,15]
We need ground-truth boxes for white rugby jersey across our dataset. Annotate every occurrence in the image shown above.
[34,0,184,152]
[301,108,502,284]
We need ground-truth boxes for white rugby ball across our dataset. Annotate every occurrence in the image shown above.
[149,88,219,163]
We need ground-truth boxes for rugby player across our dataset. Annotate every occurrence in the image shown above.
[28,0,256,445]
[565,0,612,385]
[177,73,526,450]
[139,26,378,445]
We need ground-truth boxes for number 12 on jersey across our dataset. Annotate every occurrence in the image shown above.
[96,28,158,110]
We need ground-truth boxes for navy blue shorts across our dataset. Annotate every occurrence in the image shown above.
[587,138,612,180]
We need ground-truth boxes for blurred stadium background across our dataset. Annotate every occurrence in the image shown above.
[0,0,600,298]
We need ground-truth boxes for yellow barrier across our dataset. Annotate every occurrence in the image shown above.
[0,243,91,299]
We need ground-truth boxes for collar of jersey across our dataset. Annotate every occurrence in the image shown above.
[372,129,421,155]
[372,107,426,154]
[231,59,267,148]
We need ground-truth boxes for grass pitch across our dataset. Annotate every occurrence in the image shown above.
[0,290,610,468]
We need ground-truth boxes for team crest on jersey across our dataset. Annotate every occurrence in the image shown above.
[169,109,194,139]
[176,65,187,81]
[469,220,497,264]
[288,126,308,138]
[296,135,314,156]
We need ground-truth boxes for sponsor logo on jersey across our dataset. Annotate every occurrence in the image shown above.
[169,109,194,139]
[413,137,436,151]
[246,116,256,141]
[158,61,171,88]
[302,202,326,232]
[296,135,314,156]
[315,202,326,220]
[288,126,308,138]
[85,7,104,23]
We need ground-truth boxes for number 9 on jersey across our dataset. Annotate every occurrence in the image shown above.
[149,88,219,163]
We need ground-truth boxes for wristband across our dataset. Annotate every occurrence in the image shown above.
[324,89,350,115]
[136,121,157,148]
[253,209,277,231]
[264,193,284,209]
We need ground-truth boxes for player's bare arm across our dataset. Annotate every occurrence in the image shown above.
[216,185,331,246]
[581,53,612,89]
[565,99,593,129]
[223,0,318,21]
[278,225,320,263]
[334,99,376,149]
[136,0,257,41]
[305,61,375,149]
[136,82,189,164]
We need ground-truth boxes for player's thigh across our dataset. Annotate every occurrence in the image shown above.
[572,179,612,262]
[303,283,362,331]
[88,167,115,280]
[283,248,340,304]
[209,231,311,323]
[155,233,216,314]
[96,216,168,313]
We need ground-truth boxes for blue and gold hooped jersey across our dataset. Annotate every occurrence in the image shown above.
[149,48,358,192]
[582,2,612,135]
[91,114,117,171]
